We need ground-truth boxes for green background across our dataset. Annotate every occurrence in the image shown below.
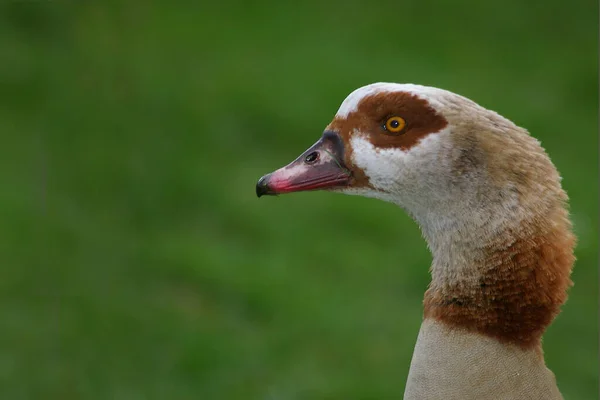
[1,1,597,399]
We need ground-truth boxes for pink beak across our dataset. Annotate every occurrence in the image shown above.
[256,131,352,197]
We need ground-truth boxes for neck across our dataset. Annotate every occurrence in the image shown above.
[404,319,563,400]
[403,197,574,399]
[421,204,574,348]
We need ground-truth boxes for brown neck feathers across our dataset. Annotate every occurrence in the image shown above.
[423,213,575,349]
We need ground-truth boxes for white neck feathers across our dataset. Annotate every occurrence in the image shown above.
[404,320,563,400]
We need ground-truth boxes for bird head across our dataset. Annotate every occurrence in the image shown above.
[257,83,565,242]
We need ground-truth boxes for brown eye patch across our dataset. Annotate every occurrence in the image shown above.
[330,91,448,151]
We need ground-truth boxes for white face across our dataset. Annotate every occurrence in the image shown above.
[343,128,454,211]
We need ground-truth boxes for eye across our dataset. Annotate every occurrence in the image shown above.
[384,116,406,133]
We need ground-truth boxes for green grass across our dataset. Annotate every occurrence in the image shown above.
[1,1,597,399]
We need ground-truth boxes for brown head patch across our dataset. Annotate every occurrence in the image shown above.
[326,91,448,187]
[423,211,575,349]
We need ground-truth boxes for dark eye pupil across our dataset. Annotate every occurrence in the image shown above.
[305,151,319,163]
[390,120,399,128]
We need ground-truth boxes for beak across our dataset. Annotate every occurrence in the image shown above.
[256,130,352,197]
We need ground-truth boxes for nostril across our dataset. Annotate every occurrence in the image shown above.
[304,151,319,164]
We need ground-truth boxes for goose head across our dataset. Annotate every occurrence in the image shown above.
[256,82,575,349]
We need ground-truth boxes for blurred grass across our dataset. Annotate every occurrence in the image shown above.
[0,1,597,399]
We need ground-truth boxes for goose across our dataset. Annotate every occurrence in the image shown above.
[255,83,575,399]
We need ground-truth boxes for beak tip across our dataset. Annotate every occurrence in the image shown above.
[256,175,269,198]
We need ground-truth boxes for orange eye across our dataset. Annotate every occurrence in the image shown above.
[385,116,406,133]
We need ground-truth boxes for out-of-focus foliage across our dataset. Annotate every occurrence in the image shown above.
[1,1,597,399]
